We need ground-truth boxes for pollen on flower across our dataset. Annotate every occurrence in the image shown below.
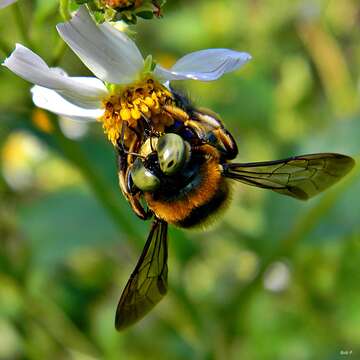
[100,78,175,146]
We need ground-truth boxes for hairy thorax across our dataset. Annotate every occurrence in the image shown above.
[144,145,230,227]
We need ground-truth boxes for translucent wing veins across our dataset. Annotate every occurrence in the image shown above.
[223,153,355,200]
[115,220,168,330]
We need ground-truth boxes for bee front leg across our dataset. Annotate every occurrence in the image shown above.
[191,110,239,160]
[117,153,152,221]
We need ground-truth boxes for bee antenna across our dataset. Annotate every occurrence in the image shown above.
[141,112,151,127]
[141,113,159,143]
[127,152,146,159]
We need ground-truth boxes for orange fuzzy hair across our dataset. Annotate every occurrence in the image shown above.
[144,145,226,226]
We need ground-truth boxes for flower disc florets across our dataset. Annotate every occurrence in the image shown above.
[101,78,175,146]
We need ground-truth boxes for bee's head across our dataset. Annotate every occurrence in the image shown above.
[130,133,191,192]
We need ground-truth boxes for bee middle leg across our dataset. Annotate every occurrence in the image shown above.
[117,161,151,220]
[116,125,152,221]
[212,128,238,160]
[184,120,238,160]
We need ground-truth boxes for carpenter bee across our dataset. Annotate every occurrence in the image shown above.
[114,90,355,330]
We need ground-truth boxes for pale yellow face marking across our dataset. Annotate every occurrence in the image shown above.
[139,138,159,157]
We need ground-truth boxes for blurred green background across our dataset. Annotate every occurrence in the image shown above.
[0,0,360,359]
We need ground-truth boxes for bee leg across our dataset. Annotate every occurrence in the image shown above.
[116,130,150,220]
[164,103,238,159]
[126,166,153,220]
[213,128,238,160]
[163,105,190,123]
[118,169,151,220]
[117,156,151,220]
[184,120,238,160]
[116,123,132,202]
[191,109,239,160]
[128,193,152,220]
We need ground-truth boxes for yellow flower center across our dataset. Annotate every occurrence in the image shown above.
[100,78,175,147]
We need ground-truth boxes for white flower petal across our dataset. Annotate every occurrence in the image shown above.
[0,0,17,9]
[155,49,252,82]
[56,6,144,84]
[2,44,107,108]
[31,86,104,122]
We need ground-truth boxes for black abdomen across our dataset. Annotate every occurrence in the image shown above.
[175,180,229,228]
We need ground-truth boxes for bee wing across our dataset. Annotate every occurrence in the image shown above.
[223,153,355,200]
[115,220,168,330]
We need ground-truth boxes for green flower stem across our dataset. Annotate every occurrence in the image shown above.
[51,39,67,67]
[0,38,11,55]
[59,0,71,21]
[12,2,34,49]
[52,0,70,67]
[47,114,143,245]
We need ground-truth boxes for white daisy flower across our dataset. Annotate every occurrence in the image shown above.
[0,0,17,9]
[2,6,251,145]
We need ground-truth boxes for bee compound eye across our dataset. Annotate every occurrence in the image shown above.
[130,158,160,192]
[157,133,187,175]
